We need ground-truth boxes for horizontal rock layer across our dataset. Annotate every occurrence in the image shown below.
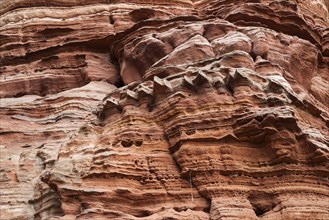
[0,0,328,220]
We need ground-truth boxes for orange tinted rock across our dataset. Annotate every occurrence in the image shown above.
[0,1,328,220]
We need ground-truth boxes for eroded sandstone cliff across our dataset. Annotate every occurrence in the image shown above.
[0,0,329,219]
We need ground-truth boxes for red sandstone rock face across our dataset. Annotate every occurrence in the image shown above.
[0,0,329,220]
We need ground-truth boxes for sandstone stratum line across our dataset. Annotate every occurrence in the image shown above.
[0,0,328,219]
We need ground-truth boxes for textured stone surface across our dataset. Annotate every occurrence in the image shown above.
[0,0,329,220]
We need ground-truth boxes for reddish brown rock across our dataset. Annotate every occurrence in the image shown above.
[0,0,328,220]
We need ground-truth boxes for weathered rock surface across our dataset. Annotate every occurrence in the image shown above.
[0,0,328,219]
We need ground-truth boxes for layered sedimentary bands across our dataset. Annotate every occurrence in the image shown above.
[1,0,329,219]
